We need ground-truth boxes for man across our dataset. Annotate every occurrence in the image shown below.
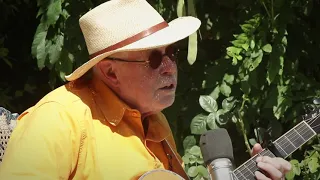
[0,0,291,179]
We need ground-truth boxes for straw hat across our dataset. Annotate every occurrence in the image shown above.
[65,0,201,81]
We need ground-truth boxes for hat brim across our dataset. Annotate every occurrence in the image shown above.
[65,16,201,81]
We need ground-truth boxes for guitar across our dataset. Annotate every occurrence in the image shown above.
[139,107,320,180]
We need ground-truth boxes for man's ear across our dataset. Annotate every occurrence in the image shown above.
[96,61,119,86]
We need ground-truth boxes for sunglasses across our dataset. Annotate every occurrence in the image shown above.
[107,45,179,69]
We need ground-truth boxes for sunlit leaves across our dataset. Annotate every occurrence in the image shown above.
[190,114,207,134]
[262,44,272,53]
[222,96,236,111]
[48,34,64,64]
[206,112,217,129]
[183,136,196,150]
[31,23,47,70]
[220,82,231,97]
[286,159,300,180]
[199,95,218,113]
[46,0,62,26]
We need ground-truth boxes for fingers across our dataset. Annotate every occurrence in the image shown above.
[256,156,292,173]
[251,143,263,156]
[255,171,271,180]
[255,156,292,180]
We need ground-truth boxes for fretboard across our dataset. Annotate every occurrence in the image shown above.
[231,121,316,180]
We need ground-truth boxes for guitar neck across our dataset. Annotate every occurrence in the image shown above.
[231,121,316,180]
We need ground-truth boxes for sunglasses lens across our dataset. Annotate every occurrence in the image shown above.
[148,45,179,69]
[166,45,178,62]
[149,50,162,69]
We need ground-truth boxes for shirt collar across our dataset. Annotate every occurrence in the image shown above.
[89,76,170,141]
[90,76,129,126]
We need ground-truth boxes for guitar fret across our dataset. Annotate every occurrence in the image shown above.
[285,135,296,148]
[273,142,288,157]
[231,108,320,180]
[294,128,305,140]
[234,169,247,179]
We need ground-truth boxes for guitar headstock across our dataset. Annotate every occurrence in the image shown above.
[302,106,320,133]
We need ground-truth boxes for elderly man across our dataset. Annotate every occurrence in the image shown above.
[0,0,291,179]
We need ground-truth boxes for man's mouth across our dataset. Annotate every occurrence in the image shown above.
[160,84,175,90]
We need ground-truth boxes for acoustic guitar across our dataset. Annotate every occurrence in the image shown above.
[139,107,320,180]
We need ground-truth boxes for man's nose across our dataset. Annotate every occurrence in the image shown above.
[159,56,177,75]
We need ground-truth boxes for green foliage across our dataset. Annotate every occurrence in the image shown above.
[1,0,320,179]
[172,0,320,179]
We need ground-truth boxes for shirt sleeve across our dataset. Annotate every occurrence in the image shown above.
[0,102,81,180]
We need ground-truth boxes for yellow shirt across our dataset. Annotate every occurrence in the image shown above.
[0,77,182,180]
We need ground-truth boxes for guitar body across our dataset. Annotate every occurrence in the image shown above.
[138,169,185,180]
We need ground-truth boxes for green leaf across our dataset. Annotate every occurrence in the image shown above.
[190,114,207,134]
[199,95,218,113]
[241,24,253,33]
[308,157,319,173]
[250,39,255,49]
[313,144,320,151]
[285,168,295,180]
[55,49,73,81]
[197,165,209,178]
[231,40,246,47]
[249,138,257,146]
[273,85,292,119]
[262,44,272,53]
[206,112,217,129]
[196,157,204,164]
[61,9,70,20]
[286,159,300,179]
[189,155,197,164]
[31,23,47,58]
[242,43,249,51]
[182,154,190,164]
[177,0,186,17]
[220,82,231,97]
[267,53,284,85]
[223,74,234,85]
[193,174,201,180]
[209,86,220,100]
[183,136,196,150]
[189,146,201,156]
[187,166,199,177]
[227,47,242,55]
[235,33,248,41]
[222,96,236,111]
[46,0,62,26]
[249,50,263,71]
[36,33,47,70]
[48,34,64,64]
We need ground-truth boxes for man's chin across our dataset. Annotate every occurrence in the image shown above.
[158,95,175,110]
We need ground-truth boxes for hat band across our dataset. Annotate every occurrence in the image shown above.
[89,21,169,59]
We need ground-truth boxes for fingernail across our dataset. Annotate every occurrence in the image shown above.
[256,157,262,162]
[257,162,263,168]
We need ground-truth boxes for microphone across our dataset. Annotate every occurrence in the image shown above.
[199,128,235,180]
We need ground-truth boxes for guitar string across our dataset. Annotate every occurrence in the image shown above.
[273,124,313,154]
[233,125,313,178]
[274,113,320,152]
[233,120,318,178]
[233,150,273,178]
[232,112,320,179]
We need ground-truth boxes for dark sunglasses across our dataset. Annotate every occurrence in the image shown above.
[107,45,179,69]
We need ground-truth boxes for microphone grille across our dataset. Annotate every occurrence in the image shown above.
[199,128,234,166]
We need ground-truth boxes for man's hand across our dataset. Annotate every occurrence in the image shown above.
[251,143,292,180]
